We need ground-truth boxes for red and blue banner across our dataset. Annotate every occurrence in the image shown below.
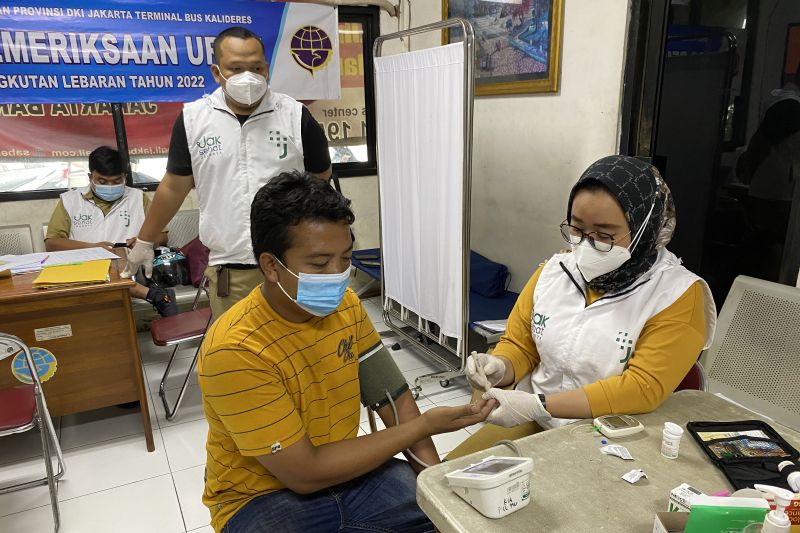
[0,0,340,104]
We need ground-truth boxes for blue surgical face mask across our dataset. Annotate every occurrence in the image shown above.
[93,182,125,202]
[274,256,351,317]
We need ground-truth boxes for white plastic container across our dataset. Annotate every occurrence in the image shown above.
[754,484,794,533]
[661,422,684,459]
[445,455,533,519]
[778,461,800,492]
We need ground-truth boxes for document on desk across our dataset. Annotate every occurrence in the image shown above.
[0,248,119,275]
[33,259,112,288]
[474,319,508,333]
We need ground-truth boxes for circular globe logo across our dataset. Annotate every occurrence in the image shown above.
[11,347,58,384]
[290,26,334,77]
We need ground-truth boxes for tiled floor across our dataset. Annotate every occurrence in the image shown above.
[0,296,475,533]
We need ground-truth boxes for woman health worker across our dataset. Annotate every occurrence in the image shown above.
[452,155,717,455]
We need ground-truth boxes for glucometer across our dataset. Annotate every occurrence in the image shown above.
[445,455,533,519]
[593,414,645,438]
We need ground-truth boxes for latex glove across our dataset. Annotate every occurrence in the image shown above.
[482,388,551,428]
[121,238,154,279]
[465,352,506,392]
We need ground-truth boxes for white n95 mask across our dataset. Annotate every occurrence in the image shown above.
[571,197,657,282]
[217,69,268,106]
[571,244,631,282]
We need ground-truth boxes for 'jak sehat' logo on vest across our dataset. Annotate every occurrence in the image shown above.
[532,312,549,341]
[118,209,131,228]
[268,130,289,160]
[616,331,634,364]
[72,213,93,229]
[289,26,334,77]
[196,134,222,159]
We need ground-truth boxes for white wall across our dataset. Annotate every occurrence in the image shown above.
[357,0,630,291]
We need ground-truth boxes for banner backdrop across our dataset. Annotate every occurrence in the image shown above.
[0,0,340,103]
[0,102,181,158]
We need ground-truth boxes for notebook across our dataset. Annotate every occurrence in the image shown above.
[33,259,111,288]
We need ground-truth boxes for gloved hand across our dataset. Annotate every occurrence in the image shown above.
[465,353,506,392]
[121,238,154,279]
[481,388,551,428]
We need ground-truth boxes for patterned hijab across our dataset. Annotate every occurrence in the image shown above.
[566,155,676,293]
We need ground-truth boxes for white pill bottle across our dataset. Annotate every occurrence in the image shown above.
[660,422,684,459]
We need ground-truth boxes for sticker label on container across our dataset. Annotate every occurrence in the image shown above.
[34,324,72,342]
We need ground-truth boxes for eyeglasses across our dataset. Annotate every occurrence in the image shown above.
[559,221,619,252]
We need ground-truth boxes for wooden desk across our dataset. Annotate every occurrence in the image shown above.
[0,259,154,452]
[417,391,800,532]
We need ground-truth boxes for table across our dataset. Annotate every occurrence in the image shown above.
[0,258,155,452]
[417,390,800,532]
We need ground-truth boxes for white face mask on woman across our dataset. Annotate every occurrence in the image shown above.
[216,69,268,106]
[571,198,657,282]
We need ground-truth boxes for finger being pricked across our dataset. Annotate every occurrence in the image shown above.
[456,398,498,426]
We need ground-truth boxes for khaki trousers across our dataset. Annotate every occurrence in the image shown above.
[204,266,264,319]
[446,421,544,460]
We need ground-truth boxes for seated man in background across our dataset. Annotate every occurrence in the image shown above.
[198,171,495,533]
[45,145,177,317]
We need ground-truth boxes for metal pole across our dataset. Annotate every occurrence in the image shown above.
[373,19,475,390]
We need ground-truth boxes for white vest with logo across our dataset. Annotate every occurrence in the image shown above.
[518,249,717,429]
[61,187,145,243]
[183,88,305,266]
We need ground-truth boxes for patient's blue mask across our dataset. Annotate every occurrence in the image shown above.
[93,183,125,202]
[274,256,351,317]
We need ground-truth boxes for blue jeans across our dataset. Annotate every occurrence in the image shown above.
[222,459,434,533]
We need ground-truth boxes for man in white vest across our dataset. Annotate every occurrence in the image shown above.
[123,26,332,319]
[45,146,177,317]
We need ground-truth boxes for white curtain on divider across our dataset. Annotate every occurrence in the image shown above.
[375,43,465,340]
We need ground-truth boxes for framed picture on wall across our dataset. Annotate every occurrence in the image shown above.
[442,0,564,96]
[783,23,800,86]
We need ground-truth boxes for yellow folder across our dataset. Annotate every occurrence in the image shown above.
[33,259,111,287]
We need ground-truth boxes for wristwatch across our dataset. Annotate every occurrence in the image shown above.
[537,393,547,411]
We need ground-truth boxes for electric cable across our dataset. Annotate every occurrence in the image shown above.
[385,389,431,468]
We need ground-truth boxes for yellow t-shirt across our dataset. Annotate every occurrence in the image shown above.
[198,285,382,532]
[495,262,706,416]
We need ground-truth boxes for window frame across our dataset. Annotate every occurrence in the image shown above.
[0,6,378,202]
[326,6,379,178]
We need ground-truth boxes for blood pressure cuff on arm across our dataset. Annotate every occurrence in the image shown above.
[358,343,409,409]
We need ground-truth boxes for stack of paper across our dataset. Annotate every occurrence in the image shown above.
[0,248,119,275]
[473,319,508,333]
[33,259,111,288]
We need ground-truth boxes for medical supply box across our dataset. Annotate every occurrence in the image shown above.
[654,512,689,533]
[445,455,533,519]
[669,483,704,512]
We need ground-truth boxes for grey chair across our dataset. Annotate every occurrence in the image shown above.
[0,333,65,532]
[700,275,800,431]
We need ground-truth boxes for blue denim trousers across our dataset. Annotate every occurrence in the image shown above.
[222,459,434,533]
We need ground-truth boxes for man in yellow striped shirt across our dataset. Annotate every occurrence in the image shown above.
[198,171,495,533]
